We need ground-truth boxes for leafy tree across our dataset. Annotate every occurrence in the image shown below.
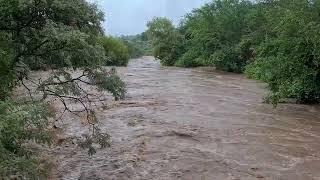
[99,36,130,66]
[246,0,320,105]
[179,0,254,70]
[148,0,320,105]
[0,0,126,178]
[147,17,184,66]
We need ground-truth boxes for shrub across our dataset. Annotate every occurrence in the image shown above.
[0,101,54,178]
[210,48,247,73]
[175,51,203,67]
[99,36,130,66]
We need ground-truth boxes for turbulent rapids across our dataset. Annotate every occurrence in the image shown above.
[52,57,320,180]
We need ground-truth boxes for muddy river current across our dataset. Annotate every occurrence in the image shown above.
[52,57,320,180]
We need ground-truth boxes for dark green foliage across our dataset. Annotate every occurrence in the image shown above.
[175,51,203,68]
[210,47,247,73]
[0,0,108,103]
[147,17,185,66]
[245,0,320,105]
[147,0,320,104]
[0,101,54,179]
[0,0,106,71]
[99,36,130,66]
[0,0,126,178]
[180,0,253,71]
[0,32,16,100]
[147,1,253,70]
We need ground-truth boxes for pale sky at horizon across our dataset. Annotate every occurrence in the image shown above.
[90,0,210,36]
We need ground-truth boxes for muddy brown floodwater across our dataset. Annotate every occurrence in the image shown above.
[53,56,320,180]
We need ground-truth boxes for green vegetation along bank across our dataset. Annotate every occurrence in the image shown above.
[146,0,320,105]
[99,33,151,66]
[0,0,129,178]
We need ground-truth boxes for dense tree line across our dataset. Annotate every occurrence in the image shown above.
[0,0,127,178]
[98,33,152,67]
[147,0,320,105]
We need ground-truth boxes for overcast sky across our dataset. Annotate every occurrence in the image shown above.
[91,0,210,36]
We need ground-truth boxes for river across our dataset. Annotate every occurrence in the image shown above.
[53,56,320,180]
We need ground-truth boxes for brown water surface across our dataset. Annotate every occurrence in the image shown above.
[53,56,320,180]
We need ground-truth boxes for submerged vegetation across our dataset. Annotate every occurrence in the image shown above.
[147,0,320,105]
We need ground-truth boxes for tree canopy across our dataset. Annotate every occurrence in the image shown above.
[99,36,130,66]
[0,0,126,178]
[146,0,320,105]
[147,17,185,66]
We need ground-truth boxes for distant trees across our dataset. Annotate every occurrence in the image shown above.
[0,0,126,178]
[146,0,320,105]
[121,32,152,58]
[98,33,152,66]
